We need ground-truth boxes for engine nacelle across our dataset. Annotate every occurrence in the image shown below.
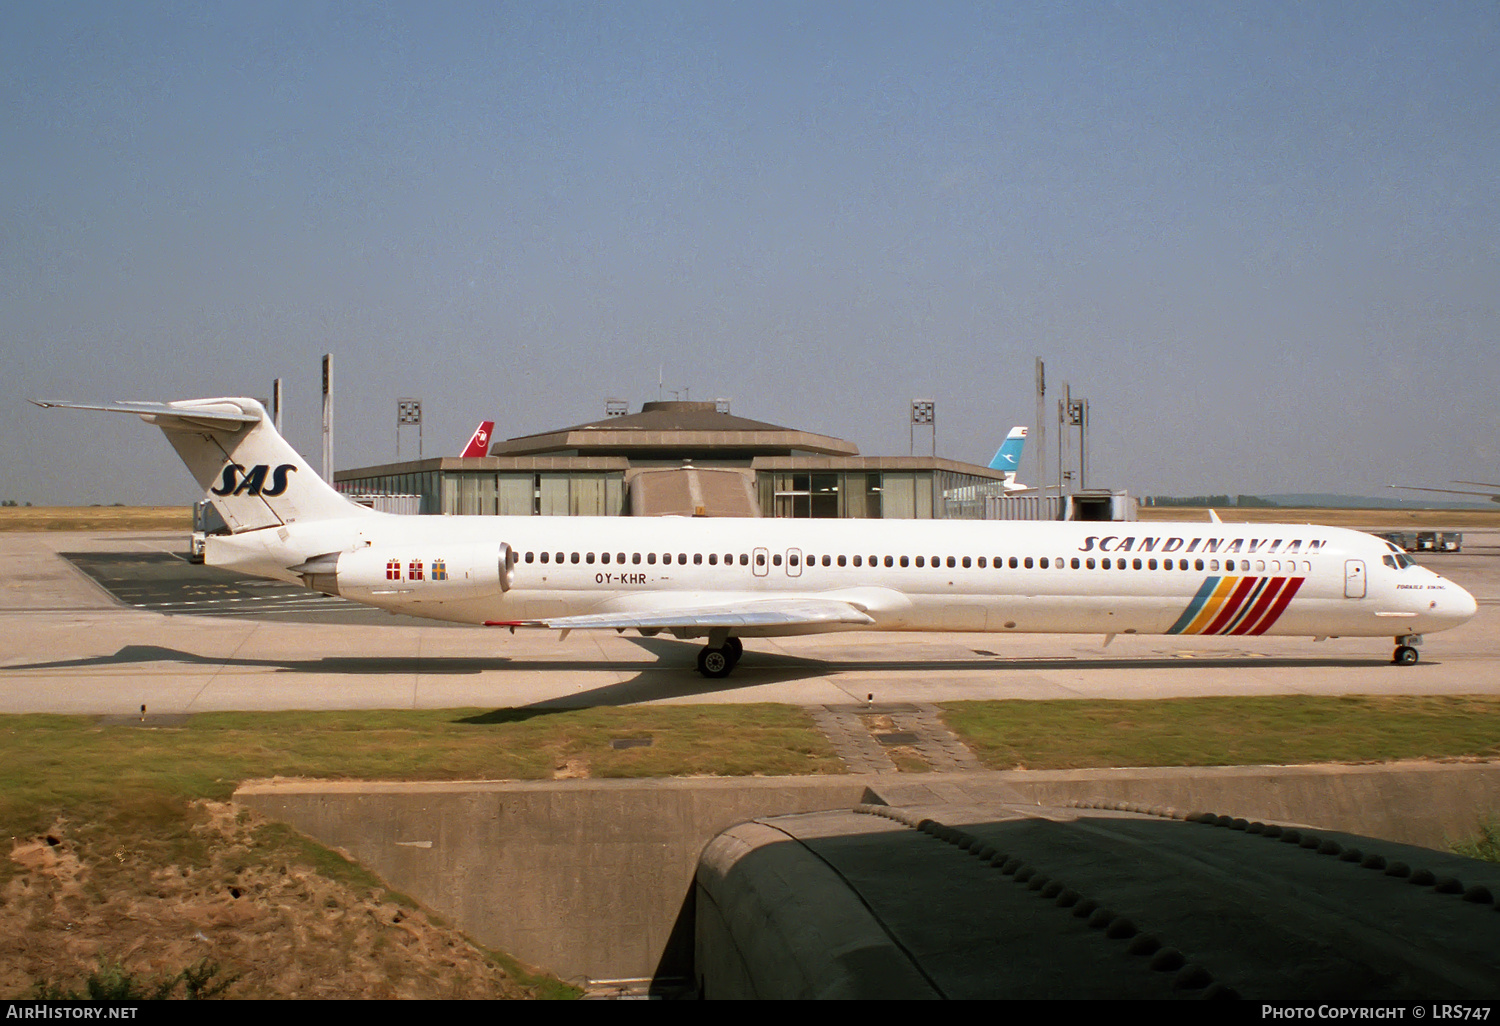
[299,542,516,601]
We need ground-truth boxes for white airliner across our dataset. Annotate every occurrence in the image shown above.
[33,397,1478,677]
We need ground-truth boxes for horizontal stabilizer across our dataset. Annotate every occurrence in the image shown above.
[29,399,259,426]
[33,395,375,532]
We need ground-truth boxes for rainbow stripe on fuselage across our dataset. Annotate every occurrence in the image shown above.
[1166,576,1305,636]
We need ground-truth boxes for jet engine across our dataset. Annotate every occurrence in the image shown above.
[294,542,516,600]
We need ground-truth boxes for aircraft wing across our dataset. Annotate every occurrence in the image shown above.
[487,596,876,632]
[1389,483,1500,500]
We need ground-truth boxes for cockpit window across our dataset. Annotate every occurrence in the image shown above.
[1383,552,1415,570]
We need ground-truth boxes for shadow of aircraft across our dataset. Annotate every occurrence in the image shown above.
[3,641,1402,718]
[4,639,1395,679]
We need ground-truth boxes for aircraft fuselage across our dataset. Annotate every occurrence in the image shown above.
[208,513,1476,643]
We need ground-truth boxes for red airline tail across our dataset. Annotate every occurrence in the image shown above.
[460,421,494,458]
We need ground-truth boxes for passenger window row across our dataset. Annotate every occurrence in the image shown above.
[518,550,1313,574]
[523,551,747,566]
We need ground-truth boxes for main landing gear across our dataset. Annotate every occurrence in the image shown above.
[1392,634,1422,666]
[696,636,743,679]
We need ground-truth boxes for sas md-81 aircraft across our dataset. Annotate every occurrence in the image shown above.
[33,397,1477,678]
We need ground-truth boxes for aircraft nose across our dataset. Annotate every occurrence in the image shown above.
[1429,582,1478,629]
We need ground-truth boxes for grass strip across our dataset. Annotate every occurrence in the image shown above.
[4,697,1498,836]
[941,694,1500,770]
[0,704,840,841]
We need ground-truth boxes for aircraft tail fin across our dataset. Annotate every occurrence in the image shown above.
[30,398,377,533]
[460,421,494,458]
[988,426,1028,473]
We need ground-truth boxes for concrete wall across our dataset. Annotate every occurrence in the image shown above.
[235,763,1500,985]
[235,776,870,986]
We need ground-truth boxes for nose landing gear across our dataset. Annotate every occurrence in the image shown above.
[1392,634,1422,665]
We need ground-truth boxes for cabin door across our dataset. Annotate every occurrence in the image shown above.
[1344,560,1366,599]
[752,547,769,578]
[785,548,803,577]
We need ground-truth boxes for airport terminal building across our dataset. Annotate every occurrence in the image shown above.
[336,400,1013,519]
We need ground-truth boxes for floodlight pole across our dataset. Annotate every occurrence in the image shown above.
[397,399,423,460]
[321,355,333,483]
[910,400,935,457]
[1035,358,1046,495]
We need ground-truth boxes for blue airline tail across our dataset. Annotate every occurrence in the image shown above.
[987,426,1028,475]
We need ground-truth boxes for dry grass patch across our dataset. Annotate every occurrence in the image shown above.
[4,801,563,999]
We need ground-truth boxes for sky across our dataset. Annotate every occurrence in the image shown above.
[3,1,1497,505]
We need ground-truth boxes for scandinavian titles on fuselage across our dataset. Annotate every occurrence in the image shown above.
[1078,535,1327,554]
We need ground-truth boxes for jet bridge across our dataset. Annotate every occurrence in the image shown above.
[984,489,1137,522]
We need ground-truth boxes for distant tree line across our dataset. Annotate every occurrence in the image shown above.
[0,500,31,507]
[1143,495,1280,508]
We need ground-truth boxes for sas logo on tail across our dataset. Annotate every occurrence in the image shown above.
[212,463,297,497]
